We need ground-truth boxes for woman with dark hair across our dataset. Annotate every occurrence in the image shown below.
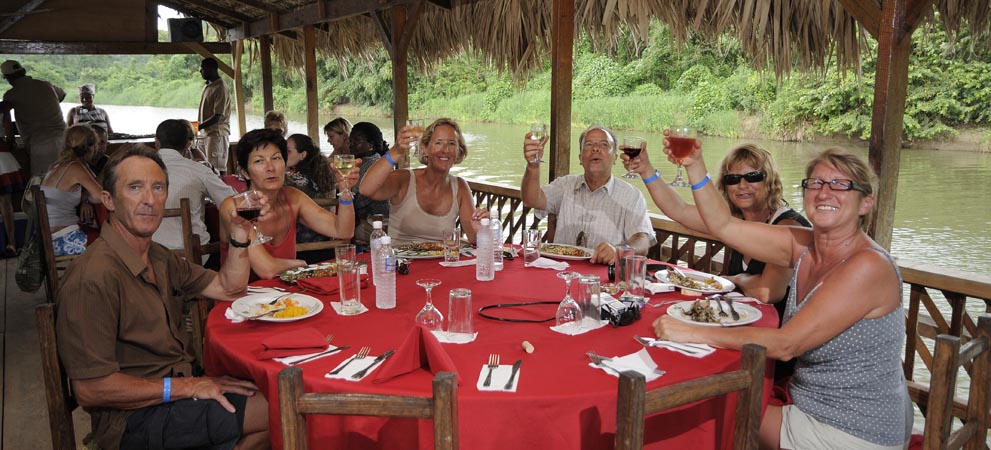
[346,122,390,244]
[218,128,355,279]
[285,133,336,261]
[40,124,104,256]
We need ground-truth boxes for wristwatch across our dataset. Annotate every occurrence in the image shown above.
[228,234,250,248]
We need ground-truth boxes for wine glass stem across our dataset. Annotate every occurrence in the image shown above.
[425,288,433,307]
[564,279,572,299]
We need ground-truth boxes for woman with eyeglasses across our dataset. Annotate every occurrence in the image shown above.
[651,143,911,450]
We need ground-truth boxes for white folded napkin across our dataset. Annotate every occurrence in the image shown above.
[529,257,569,270]
[224,307,245,323]
[549,317,609,335]
[273,345,342,366]
[476,363,521,392]
[645,282,676,294]
[329,302,369,316]
[325,354,385,382]
[588,348,663,382]
[439,259,476,267]
[430,330,478,344]
[640,337,716,358]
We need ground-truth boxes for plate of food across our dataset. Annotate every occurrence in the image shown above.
[279,263,339,283]
[655,269,735,294]
[667,300,761,327]
[539,243,593,260]
[394,241,447,259]
[232,293,324,322]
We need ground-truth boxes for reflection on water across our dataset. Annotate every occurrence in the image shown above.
[87,103,990,276]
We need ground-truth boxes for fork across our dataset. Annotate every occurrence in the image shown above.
[483,354,499,387]
[328,346,371,375]
[725,297,741,321]
[712,296,728,318]
[586,351,665,375]
[633,335,703,356]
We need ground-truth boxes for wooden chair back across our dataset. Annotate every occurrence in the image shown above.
[162,197,196,261]
[32,185,84,303]
[923,314,991,450]
[36,302,81,450]
[278,368,458,450]
[615,343,766,450]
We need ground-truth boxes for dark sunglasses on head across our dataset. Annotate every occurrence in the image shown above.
[722,171,765,185]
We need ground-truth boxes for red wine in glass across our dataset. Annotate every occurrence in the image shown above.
[668,127,697,187]
[621,145,642,158]
[236,208,261,222]
[621,137,645,178]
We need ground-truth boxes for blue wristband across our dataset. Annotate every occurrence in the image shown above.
[690,173,711,191]
[642,170,660,185]
[339,198,353,206]
[163,377,171,403]
[384,151,397,166]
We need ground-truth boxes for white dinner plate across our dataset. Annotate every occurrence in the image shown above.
[655,269,735,294]
[394,242,447,259]
[667,300,762,327]
[232,293,324,322]
[539,243,593,260]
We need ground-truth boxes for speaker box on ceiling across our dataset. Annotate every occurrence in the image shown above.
[168,18,204,43]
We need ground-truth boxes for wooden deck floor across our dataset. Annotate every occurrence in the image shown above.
[1,257,89,450]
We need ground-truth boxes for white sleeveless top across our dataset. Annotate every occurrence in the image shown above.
[387,169,461,246]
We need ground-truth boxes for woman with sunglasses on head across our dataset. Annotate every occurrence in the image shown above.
[651,142,911,450]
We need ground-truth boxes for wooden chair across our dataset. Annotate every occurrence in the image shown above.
[615,343,766,450]
[922,314,991,450]
[36,302,86,450]
[278,367,458,450]
[32,185,84,303]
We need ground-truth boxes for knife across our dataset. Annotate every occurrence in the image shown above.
[351,349,396,379]
[503,359,523,390]
[287,345,349,366]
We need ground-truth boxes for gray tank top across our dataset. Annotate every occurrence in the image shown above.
[785,246,911,446]
[41,163,84,228]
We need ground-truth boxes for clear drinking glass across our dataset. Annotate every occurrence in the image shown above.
[447,288,473,334]
[621,255,648,306]
[231,190,271,246]
[408,119,425,159]
[415,278,443,331]
[333,154,356,191]
[668,126,697,187]
[576,275,601,321]
[335,244,362,315]
[621,137,645,178]
[443,227,461,262]
[529,123,546,163]
[523,229,542,267]
[555,271,583,329]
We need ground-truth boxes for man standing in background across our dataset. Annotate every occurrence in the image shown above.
[2,59,67,176]
[196,58,231,175]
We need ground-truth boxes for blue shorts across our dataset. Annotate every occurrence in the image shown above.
[120,393,247,450]
[51,225,86,257]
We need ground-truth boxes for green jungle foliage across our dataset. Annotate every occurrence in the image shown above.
[3,20,988,141]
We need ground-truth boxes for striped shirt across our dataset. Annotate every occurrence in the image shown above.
[539,174,655,248]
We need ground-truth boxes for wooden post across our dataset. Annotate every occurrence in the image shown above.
[391,6,410,147]
[260,34,274,113]
[233,40,247,139]
[866,0,933,249]
[549,0,574,182]
[303,25,320,143]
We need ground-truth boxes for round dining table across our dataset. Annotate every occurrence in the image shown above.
[204,253,779,450]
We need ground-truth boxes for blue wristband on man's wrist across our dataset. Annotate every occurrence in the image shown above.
[339,198,353,206]
[163,377,171,403]
[642,170,660,185]
[691,173,712,191]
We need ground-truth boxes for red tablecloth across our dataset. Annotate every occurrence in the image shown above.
[204,257,778,450]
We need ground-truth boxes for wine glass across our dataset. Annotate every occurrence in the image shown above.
[621,137,644,178]
[407,119,425,159]
[414,278,443,331]
[529,123,546,163]
[555,271,583,329]
[334,154,356,192]
[231,190,271,246]
[668,126,697,187]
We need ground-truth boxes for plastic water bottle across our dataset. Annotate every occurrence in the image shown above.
[369,221,386,286]
[376,236,396,309]
[476,219,494,281]
[489,208,504,271]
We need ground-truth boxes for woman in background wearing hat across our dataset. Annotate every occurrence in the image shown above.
[65,84,113,134]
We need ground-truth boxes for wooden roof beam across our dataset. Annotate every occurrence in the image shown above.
[836,0,881,38]
[0,40,232,55]
[183,42,235,78]
[227,0,285,15]
[226,0,412,41]
[0,0,48,37]
[397,0,425,53]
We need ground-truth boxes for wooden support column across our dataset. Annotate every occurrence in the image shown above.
[865,0,933,249]
[232,40,247,174]
[259,34,274,113]
[303,25,320,143]
[391,6,410,143]
[549,0,574,181]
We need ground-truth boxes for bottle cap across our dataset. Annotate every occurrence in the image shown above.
[380,235,391,245]
[372,220,382,229]
[480,218,490,226]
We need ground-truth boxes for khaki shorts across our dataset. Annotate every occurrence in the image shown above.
[204,135,230,172]
[780,405,908,450]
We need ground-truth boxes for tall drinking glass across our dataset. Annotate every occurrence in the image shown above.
[408,119,425,159]
[443,227,461,262]
[523,229,542,267]
[621,255,648,306]
[447,288,473,334]
[232,190,271,246]
[668,126,697,187]
[621,137,645,178]
[529,123,546,163]
[335,244,362,315]
[576,275,602,321]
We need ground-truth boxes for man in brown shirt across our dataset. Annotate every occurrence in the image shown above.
[56,146,270,450]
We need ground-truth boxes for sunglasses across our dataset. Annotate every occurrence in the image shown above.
[722,171,765,185]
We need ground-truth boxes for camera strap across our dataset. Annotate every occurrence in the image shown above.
[477,301,559,323]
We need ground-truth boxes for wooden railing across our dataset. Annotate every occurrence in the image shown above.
[468,178,991,430]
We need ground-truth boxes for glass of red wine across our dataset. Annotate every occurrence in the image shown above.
[621,137,645,179]
[667,126,697,187]
[232,190,271,246]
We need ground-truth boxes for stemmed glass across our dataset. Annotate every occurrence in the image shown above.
[414,278,443,331]
[334,154,356,193]
[529,123,546,163]
[621,137,645,179]
[667,126,697,187]
[555,271,583,329]
[231,190,271,245]
[407,119,425,160]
